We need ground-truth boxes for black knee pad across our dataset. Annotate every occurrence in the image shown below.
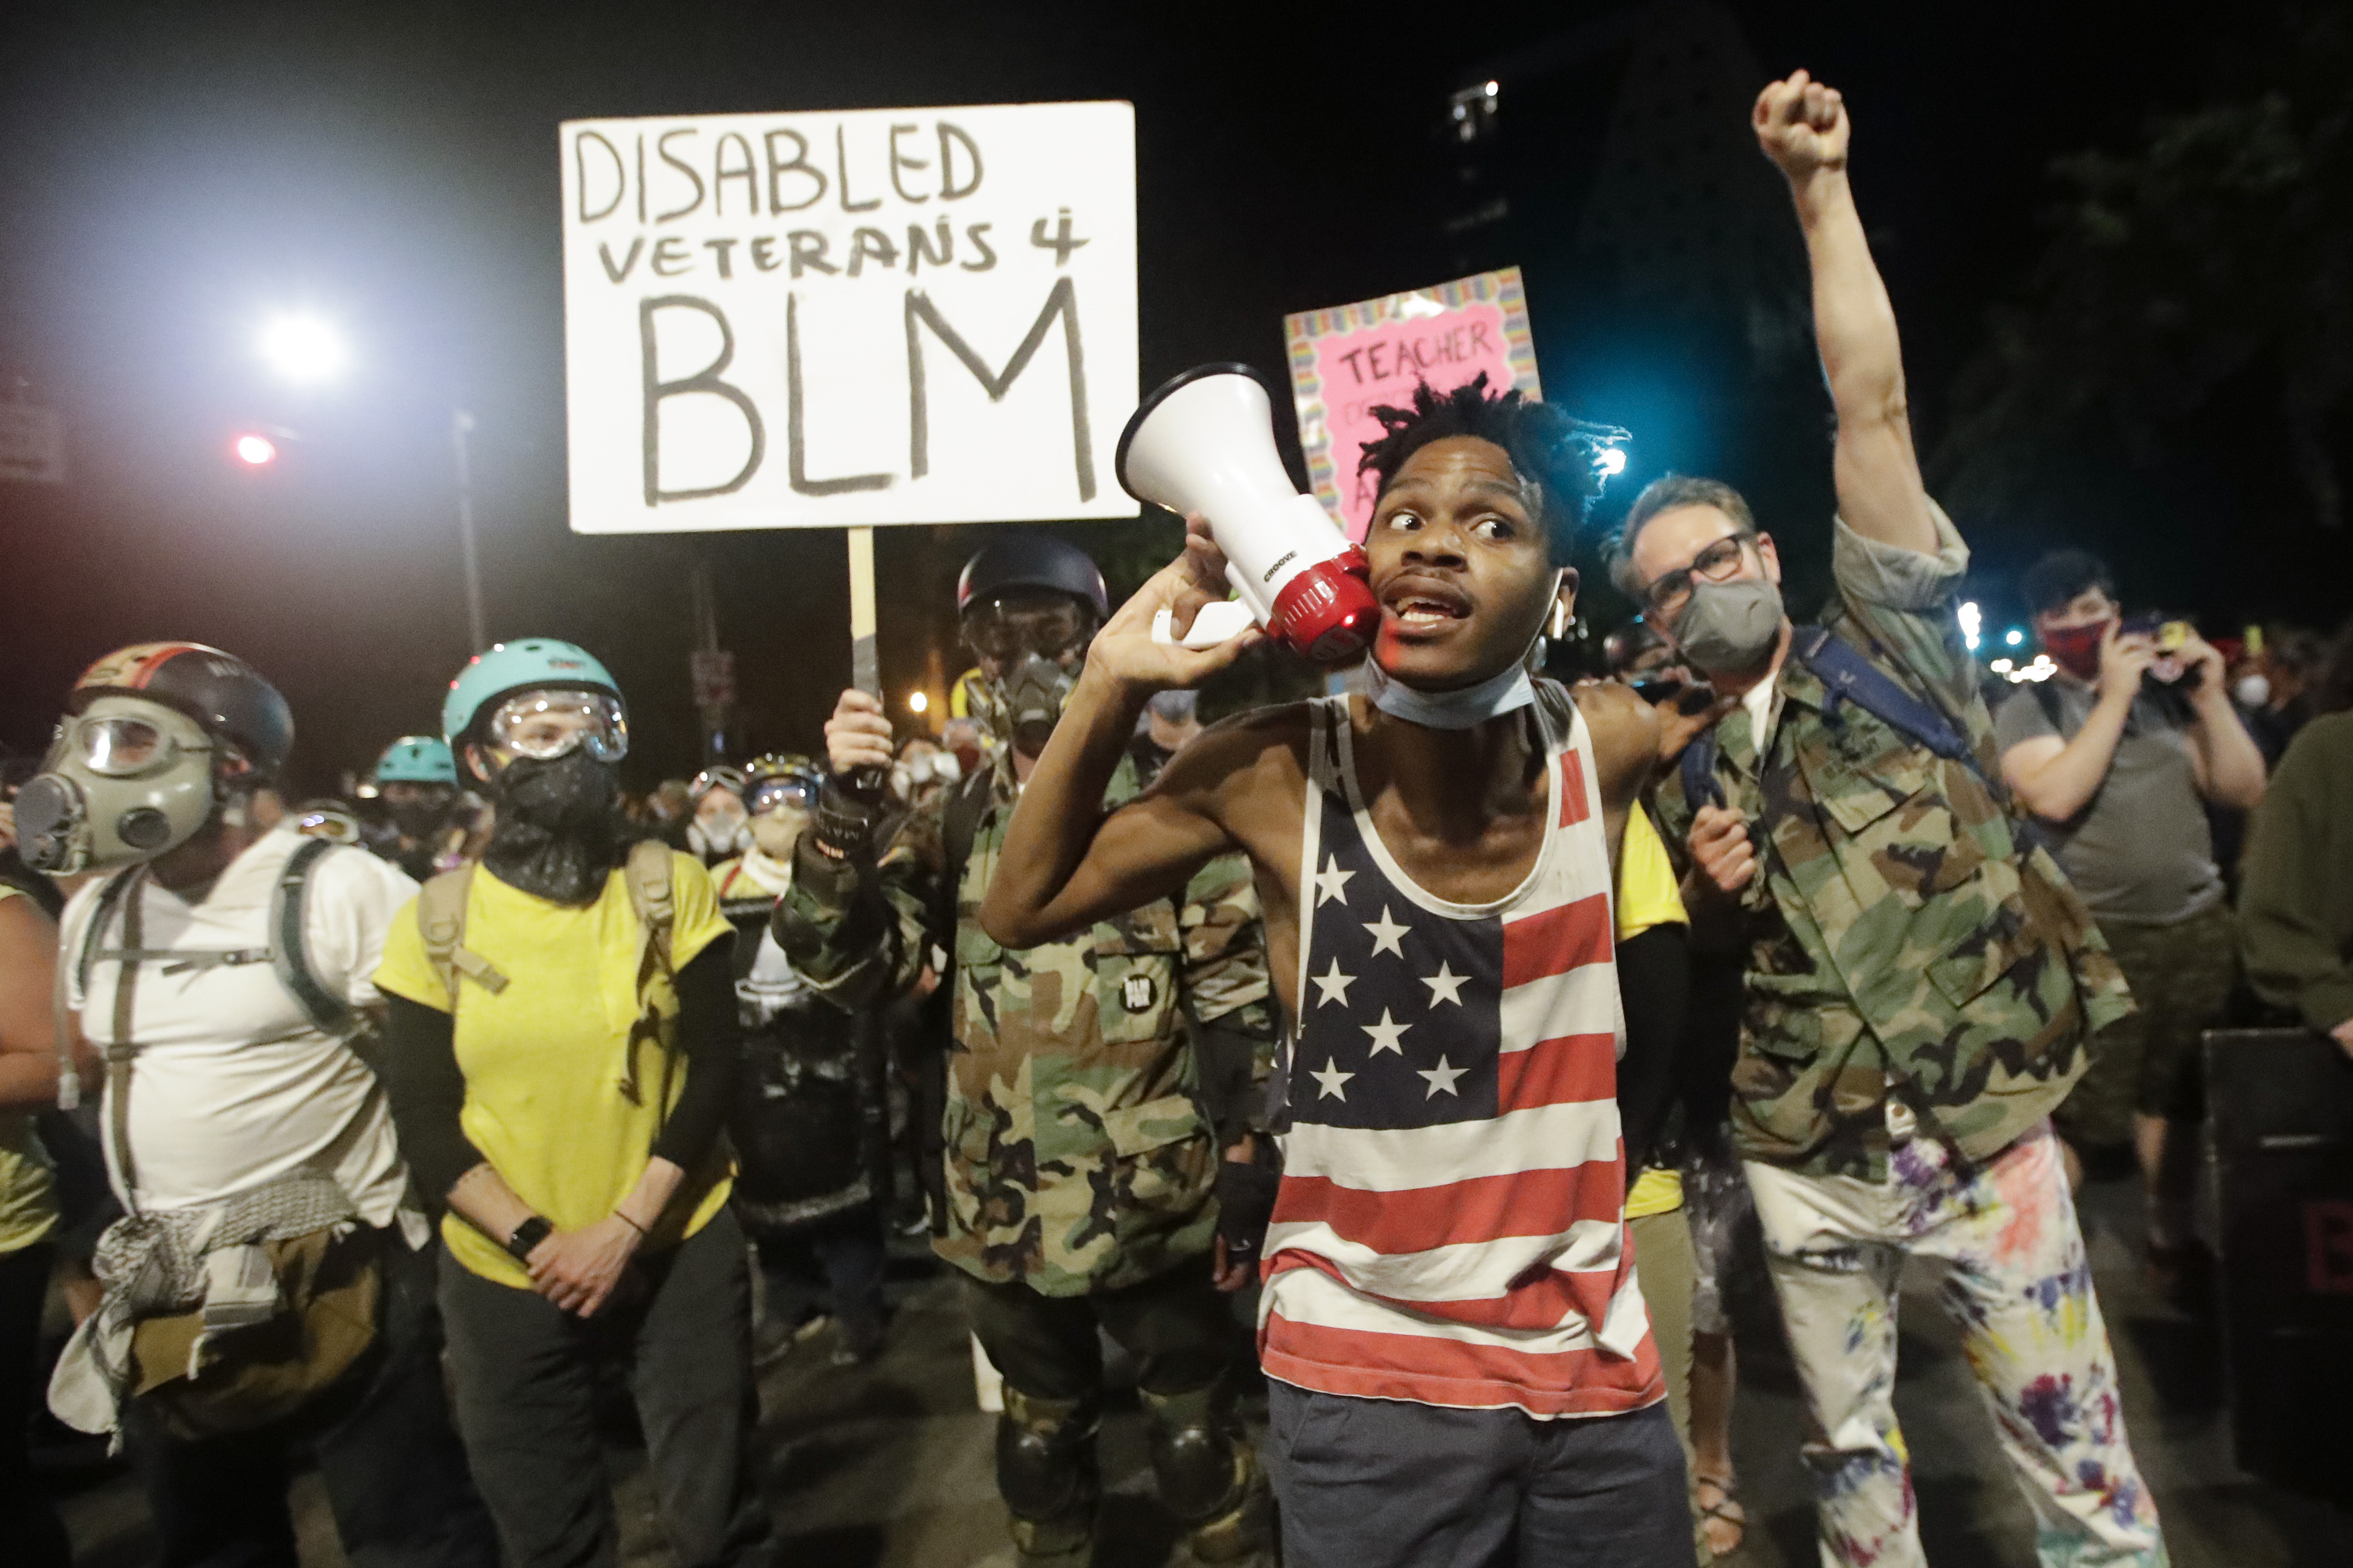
[996,1387,1100,1550]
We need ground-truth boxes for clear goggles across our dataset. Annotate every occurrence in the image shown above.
[961,596,1093,666]
[746,774,817,816]
[691,766,747,802]
[60,714,204,778]
[484,690,629,763]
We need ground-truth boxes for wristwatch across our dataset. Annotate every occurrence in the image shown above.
[505,1216,554,1263]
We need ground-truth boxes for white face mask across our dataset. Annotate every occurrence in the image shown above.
[2234,673,2271,709]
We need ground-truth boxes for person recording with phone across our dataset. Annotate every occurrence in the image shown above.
[1995,549,2265,1292]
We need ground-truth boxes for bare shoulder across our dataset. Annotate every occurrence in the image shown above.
[1568,680,1660,805]
[1157,699,1316,800]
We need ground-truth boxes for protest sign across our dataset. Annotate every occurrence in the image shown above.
[561,102,1138,534]
[1283,268,1540,542]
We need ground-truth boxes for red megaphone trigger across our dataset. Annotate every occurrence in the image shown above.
[1270,545,1379,664]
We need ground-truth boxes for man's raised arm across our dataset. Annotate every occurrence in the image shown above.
[1757,71,1937,556]
[979,521,1261,950]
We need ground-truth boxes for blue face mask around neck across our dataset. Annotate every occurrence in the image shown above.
[1359,571,1559,730]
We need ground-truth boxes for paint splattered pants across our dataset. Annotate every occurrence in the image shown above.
[1744,1120,2167,1567]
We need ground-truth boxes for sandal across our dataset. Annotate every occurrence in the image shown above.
[1694,1471,1747,1559]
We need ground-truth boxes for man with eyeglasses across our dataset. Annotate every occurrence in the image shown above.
[374,639,779,1568]
[776,534,1279,1565]
[1623,77,2163,1567]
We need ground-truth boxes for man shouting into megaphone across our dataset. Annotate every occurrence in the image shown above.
[981,378,1690,1563]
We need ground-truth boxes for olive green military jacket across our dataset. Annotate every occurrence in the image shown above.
[775,755,1275,1295]
[1654,508,2131,1180]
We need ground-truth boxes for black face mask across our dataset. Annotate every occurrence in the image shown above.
[482,751,624,905]
[389,798,450,839]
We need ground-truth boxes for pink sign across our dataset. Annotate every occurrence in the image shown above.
[1285,267,1541,542]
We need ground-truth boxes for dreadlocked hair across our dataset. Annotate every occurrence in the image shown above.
[1356,374,1624,563]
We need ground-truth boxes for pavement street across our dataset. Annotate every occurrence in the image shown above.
[52,1172,2353,1567]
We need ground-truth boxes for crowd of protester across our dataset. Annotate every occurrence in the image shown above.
[5,66,2352,1568]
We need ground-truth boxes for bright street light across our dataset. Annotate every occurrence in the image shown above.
[257,313,348,385]
[1595,447,1628,478]
[232,432,277,467]
[909,690,930,714]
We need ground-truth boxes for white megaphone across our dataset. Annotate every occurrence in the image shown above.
[1116,364,1380,665]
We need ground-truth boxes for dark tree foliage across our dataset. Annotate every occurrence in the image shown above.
[1936,10,2352,532]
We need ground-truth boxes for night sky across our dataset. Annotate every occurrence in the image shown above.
[0,1,2297,792]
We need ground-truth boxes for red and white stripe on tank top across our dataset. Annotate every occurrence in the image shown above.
[1258,689,1662,1419]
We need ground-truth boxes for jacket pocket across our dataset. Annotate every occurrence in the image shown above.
[1921,857,2039,1009]
[1092,903,1182,1044]
[1100,1092,1205,1157]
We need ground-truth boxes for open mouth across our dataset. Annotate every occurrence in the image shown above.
[1382,578,1471,630]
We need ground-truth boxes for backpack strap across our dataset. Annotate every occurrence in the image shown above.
[1791,625,1983,770]
[270,838,355,1035]
[622,839,677,966]
[103,871,149,1216]
[55,868,140,1112]
[1679,729,1725,811]
[417,864,507,1004]
[620,840,678,1113]
[2030,678,2066,736]
[932,770,995,954]
[1791,625,2051,850]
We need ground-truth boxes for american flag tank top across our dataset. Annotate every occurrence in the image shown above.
[1258,688,1664,1418]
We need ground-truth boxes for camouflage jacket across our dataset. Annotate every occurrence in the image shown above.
[1654,508,2132,1180]
[774,753,1276,1296]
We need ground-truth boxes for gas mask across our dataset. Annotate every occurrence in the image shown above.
[963,594,1094,759]
[12,695,225,875]
[689,796,750,858]
[1671,577,1786,674]
[890,749,962,802]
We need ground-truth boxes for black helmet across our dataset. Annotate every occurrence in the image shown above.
[68,642,295,772]
[956,533,1109,620]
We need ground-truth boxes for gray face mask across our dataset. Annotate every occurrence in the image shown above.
[1672,576,1786,674]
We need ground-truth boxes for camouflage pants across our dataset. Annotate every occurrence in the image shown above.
[2058,903,2235,1149]
[1746,1122,2167,1568]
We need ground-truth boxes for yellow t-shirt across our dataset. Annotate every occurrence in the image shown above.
[374,853,735,1288]
[0,886,60,1255]
[1615,802,1690,942]
[1618,806,1688,1218]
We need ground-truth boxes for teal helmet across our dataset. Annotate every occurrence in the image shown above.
[443,639,626,745]
[374,735,458,785]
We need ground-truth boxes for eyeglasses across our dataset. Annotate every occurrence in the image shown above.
[485,690,629,763]
[1641,533,1755,617]
[962,598,1091,665]
[68,715,200,777]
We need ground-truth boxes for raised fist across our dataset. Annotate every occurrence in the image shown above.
[1753,69,1848,183]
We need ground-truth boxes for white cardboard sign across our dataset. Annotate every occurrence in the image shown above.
[561,102,1138,534]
